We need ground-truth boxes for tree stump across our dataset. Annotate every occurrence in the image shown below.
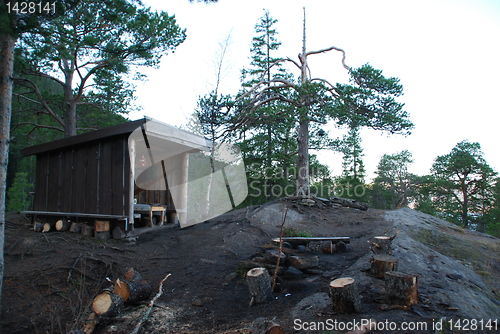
[250,317,285,334]
[246,267,274,305]
[385,271,418,306]
[370,254,398,279]
[55,219,70,232]
[114,278,152,303]
[91,291,124,317]
[371,236,393,254]
[82,224,95,237]
[70,222,83,233]
[329,277,360,313]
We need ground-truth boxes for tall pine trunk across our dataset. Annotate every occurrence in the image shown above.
[0,28,16,315]
[296,8,310,197]
[296,117,309,196]
[63,68,77,137]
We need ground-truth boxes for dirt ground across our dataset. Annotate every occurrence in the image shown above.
[2,198,500,333]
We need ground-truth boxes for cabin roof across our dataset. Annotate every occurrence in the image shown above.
[21,117,211,157]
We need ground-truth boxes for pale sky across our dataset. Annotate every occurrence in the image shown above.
[130,0,500,181]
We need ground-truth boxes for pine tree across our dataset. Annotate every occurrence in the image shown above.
[233,9,412,197]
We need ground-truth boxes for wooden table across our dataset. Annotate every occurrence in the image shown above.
[134,204,167,226]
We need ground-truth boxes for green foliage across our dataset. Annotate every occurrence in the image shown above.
[283,227,312,238]
[7,172,33,212]
[370,150,416,209]
[14,0,186,136]
[332,64,413,134]
[430,140,497,227]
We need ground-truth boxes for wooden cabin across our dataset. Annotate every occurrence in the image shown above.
[20,117,211,232]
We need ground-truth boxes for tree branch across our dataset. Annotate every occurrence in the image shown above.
[12,122,64,133]
[13,77,65,127]
[306,46,350,71]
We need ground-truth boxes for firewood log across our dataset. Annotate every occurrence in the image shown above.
[385,271,418,306]
[91,291,124,317]
[329,277,361,313]
[250,317,285,334]
[94,220,110,232]
[55,219,70,232]
[124,267,142,282]
[42,223,53,233]
[70,222,83,233]
[82,312,98,334]
[81,224,94,237]
[114,278,152,303]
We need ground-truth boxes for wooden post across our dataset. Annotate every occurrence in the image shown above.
[128,138,136,231]
[178,152,189,227]
[329,277,360,313]
[246,267,274,305]
[91,291,124,317]
[385,271,418,306]
[370,254,398,279]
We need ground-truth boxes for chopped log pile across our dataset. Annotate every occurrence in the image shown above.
[82,268,169,334]
[33,218,134,241]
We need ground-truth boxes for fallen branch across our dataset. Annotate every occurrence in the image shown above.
[131,273,171,334]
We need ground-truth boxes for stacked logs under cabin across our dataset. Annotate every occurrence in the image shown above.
[35,217,128,240]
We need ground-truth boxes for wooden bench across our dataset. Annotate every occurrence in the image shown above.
[272,236,350,246]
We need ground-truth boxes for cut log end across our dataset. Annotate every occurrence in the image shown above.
[91,291,123,317]
[114,278,152,303]
[55,219,70,232]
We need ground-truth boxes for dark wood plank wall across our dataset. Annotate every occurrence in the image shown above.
[32,134,133,216]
